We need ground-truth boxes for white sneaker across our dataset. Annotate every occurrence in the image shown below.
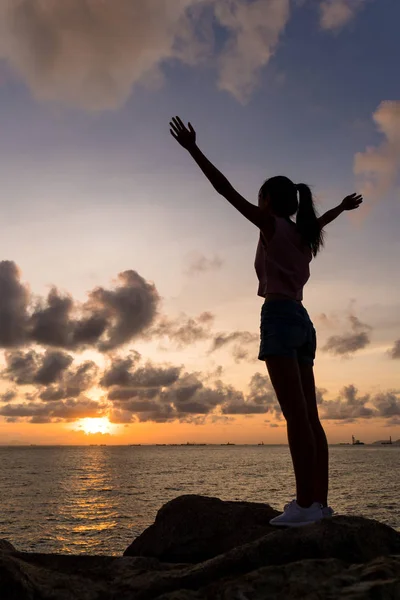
[269,499,324,527]
[322,506,334,518]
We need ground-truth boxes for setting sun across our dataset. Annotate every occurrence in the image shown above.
[75,418,115,436]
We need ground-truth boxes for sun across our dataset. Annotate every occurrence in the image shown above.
[76,417,115,435]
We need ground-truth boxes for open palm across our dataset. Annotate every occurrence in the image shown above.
[341,193,363,211]
[170,116,196,150]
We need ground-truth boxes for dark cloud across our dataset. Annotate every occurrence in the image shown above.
[0,262,159,352]
[1,349,73,385]
[184,253,224,276]
[1,349,98,402]
[320,385,377,422]
[388,339,400,359]
[0,397,106,423]
[211,331,258,352]
[100,353,142,388]
[320,385,400,424]
[316,387,327,405]
[39,361,99,401]
[87,271,159,351]
[101,357,181,391]
[221,372,277,415]
[372,392,400,418]
[148,312,214,347]
[108,387,159,401]
[0,390,16,403]
[0,262,30,347]
[107,360,258,423]
[210,331,259,363]
[323,314,372,357]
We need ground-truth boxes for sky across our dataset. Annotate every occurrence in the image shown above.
[0,0,399,445]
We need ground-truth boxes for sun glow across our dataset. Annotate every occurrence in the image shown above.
[76,417,115,435]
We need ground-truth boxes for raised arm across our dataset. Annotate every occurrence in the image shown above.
[169,116,269,229]
[318,193,363,229]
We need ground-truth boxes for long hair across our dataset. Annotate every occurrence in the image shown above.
[259,175,324,257]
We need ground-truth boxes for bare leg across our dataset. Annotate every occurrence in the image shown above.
[299,363,329,507]
[265,356,316,508]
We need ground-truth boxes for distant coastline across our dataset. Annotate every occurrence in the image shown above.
[0,442,399,447]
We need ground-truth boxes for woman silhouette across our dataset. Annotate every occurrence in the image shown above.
[170,116,362,527]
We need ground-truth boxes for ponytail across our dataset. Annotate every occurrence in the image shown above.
[296,183,324,257]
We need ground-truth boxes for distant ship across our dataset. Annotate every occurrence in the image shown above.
[258,442,265,446]
[129,444,141,446]
[180,442,207,446]
[381,436,392,445]
[221,442,235,446]
[352,435,365,446]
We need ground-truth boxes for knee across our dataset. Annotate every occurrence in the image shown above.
[284,407,311,426]
[309,416,325,435]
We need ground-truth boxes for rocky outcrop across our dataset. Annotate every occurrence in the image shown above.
[124,494,280,562]
[1,495,399,599]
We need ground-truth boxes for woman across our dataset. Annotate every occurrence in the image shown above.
[169,116,363,527]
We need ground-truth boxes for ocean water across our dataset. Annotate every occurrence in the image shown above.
[0,445,398,556]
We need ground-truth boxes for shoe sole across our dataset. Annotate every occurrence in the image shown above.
[269,518,323,528]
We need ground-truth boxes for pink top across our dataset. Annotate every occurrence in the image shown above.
[254,217,312,301]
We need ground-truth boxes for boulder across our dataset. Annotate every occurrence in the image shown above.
[124,494,279,562]
[0,540,16,553]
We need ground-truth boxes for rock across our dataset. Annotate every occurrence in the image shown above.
[0,540,16,553]
[0,496,399,599]
[124,494,279,562]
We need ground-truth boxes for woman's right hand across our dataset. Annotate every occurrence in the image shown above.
[341,193,363,211]
[169,116,197,151]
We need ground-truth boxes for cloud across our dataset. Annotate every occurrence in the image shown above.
[0,262,159,352]
[1,349,73,385]
[320,384,376,422]
[210,330,259,362]
[322,313,372,357]
[150,312,258,362]
[148,311,214,348]
[0,0,206,111]
[105,359,225,422]
[0,397,107,423]
[0,0,292,110]
[373,391,400,418]
[320,385,400,424]
[354,101,400,199]
[99,352,142,388]
[221,372,279,415]
[388,340,400,359]
[316,387,327,405]
[103,360,182,392]
[184,252,224,277]
[2,347,399,426]
[0,390,16,403]
[215,0,290,102]
[319,0,366,31]
[39,361,99,401]
[0,262,30,348]
[104,354,278,423]
[0,349,99,403]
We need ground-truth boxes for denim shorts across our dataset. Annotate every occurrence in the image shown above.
[258,299,316,365]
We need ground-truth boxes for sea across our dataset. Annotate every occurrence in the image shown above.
[0,444,398,556]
